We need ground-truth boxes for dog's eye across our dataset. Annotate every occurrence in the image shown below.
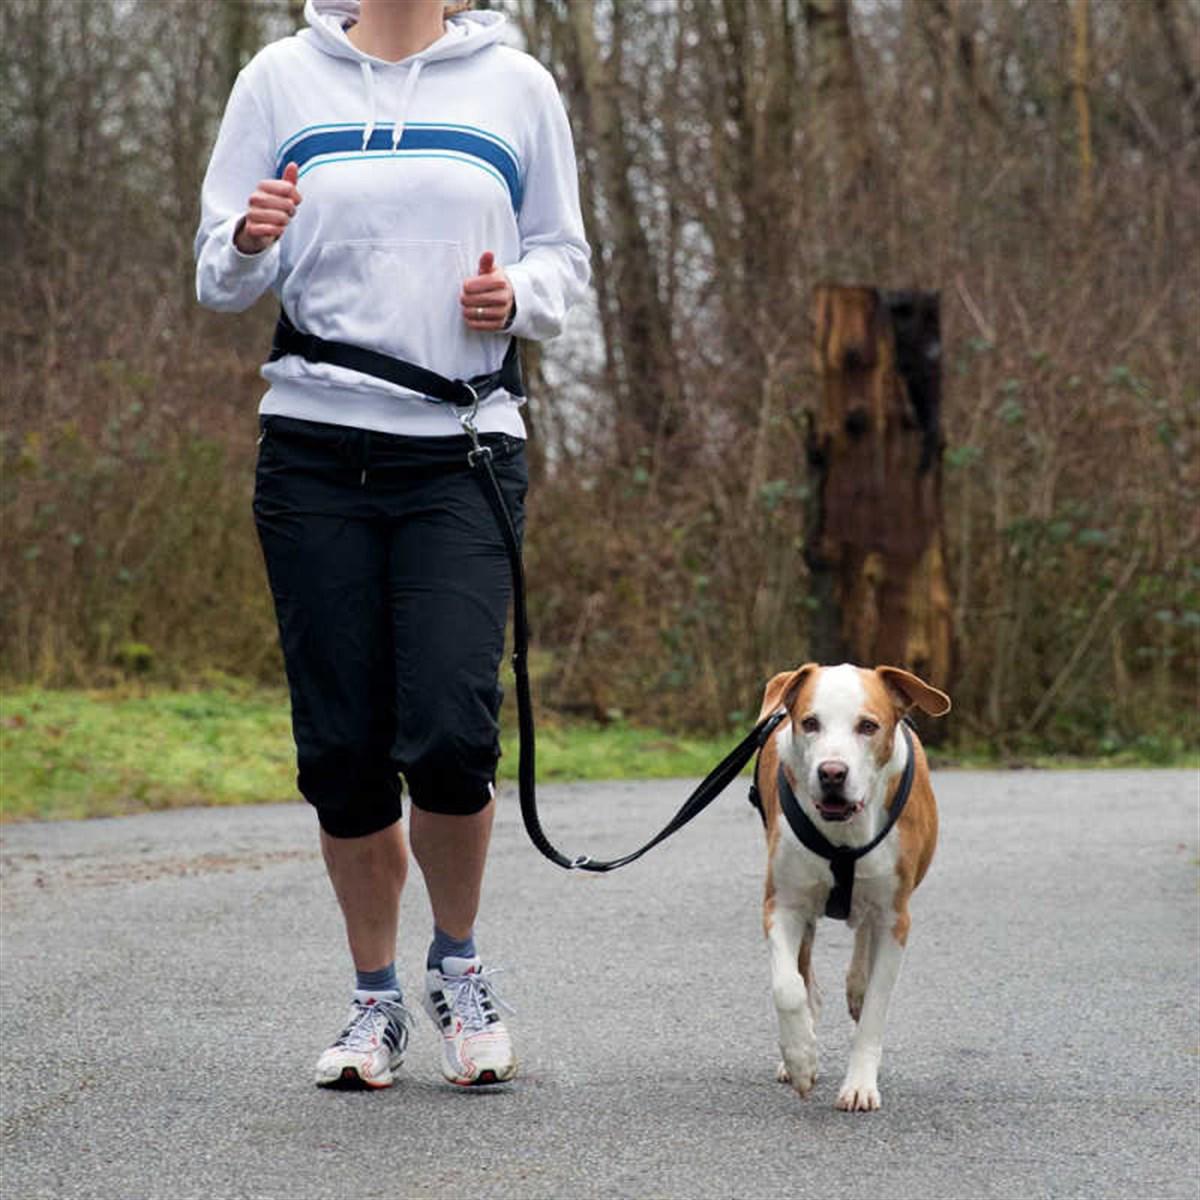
[856,719,880,736]
[800,716,820,734]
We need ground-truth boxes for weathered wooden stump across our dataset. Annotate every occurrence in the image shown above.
[805,284,952,689]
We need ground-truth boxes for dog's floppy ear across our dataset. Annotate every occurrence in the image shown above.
[875,666,952,717]
[758,663,819,720]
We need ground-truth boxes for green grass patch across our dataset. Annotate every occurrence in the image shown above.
[928,737,1200,771]
[509,722,741,783]
[0,687,743,822]
[3,687,1195,823]
[1,685,297,821]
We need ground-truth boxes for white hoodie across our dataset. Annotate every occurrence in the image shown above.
[195,2,590,437]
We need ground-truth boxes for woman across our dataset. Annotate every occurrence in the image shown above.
[195,0,589,1089]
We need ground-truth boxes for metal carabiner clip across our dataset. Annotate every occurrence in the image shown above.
[457,383,492,466]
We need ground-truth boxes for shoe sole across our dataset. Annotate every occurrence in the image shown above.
[316,1065,396,1090]
[447,1061,518,1087]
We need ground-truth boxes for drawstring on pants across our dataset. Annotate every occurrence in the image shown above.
[334,427,372,485]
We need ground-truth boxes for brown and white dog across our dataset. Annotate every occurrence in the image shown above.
[754,662,950,1112]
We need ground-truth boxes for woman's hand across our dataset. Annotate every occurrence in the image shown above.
[234,162,302,255]
[461,252,515,332]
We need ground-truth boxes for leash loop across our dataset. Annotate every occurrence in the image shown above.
[461,425,783,873]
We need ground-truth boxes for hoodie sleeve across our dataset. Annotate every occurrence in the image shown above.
[504,70,591,342]
[194,67,282,313]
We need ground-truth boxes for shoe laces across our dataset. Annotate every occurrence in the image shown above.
[336,996,409,1052]
[443,967,514,1034]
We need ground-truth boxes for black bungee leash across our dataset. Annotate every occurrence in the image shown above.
[272,312,789,871]
[466,435,788,871]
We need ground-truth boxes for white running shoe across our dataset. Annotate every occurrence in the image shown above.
[315,991,412,1089]
[422,956,517,1086]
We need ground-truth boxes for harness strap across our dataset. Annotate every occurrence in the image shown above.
[773,723,916,920]
[269,308,524,406]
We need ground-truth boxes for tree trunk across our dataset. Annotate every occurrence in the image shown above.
[221,0,259,93]
[802,0,878,203]
[561,0,681,465]
[1151,0,1199,135]
[1071,0,1094,226]
[805,285,952,689]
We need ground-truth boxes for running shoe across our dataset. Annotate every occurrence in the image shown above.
[315,991,412,1089]
[422,956,516,1086]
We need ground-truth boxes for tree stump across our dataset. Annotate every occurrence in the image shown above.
[805,284,952,688]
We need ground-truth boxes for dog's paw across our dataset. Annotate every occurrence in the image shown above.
[835,1078,881,1112]
[779,1051,818,1097]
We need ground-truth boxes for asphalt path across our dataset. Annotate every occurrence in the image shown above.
[2,769,1198,1200]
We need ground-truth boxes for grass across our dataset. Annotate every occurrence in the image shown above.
[2,686,1195,823]
[0,686,742,822]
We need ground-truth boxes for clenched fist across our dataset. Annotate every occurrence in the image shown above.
[235,162,302,255]
[460,251,515,332]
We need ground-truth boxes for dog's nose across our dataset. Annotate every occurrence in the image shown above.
[818,760,849,790]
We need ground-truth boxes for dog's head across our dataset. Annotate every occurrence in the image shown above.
[759,663,951,823]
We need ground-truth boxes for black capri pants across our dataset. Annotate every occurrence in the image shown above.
[253,415,527,838]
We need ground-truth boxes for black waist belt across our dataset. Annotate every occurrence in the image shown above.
[268,308,524,407]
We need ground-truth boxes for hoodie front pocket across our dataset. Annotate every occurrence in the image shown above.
[297,239,475,381]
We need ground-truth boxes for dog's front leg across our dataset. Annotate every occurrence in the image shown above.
[846,920,874,1022]
[836,915,906,1112]
[767,903,819,1097]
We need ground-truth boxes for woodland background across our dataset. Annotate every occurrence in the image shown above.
[1,0,1197,758]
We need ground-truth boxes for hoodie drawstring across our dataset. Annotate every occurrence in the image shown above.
[360,60,376,151]
[359,58,424,153]
[392,60,424,150]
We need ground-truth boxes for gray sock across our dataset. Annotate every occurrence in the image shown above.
[427,927,476,969]
[356,963,400,995]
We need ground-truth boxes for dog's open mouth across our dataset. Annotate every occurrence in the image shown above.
[815,795,861,822]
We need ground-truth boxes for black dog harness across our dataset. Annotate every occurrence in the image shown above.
[750,723,916,920]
